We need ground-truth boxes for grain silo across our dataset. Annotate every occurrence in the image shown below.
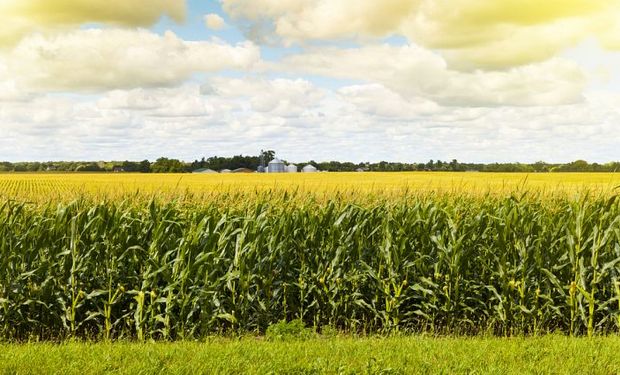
[286,164,298,173]
[302,164,318,173]
[268,158,286,173]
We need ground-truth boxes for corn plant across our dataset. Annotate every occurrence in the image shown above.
[1,190,620,341]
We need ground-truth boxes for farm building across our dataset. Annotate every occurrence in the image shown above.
[220,169,232,173]
[232,168,254,173]
[257,154,301,173]
[192,168,217,174]
[302,165,318,173]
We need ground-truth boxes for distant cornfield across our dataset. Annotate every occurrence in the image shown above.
[1,172,620,202]
[2,187,620,340]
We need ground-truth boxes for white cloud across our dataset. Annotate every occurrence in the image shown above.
[0,28,260,93]
[222,0,620,69]
[337,84,440,118]
[276,44,586,107]
[0,0,186,46]
[98,87,214,118]
[1,80,619,163]
[202,77,326,117]
[204,14,227,31]
[0,81,34,102]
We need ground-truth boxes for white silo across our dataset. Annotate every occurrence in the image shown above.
[268,158,286,173]
[302,164,318,173]
[286,164,298,173]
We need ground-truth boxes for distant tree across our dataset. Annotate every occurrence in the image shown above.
[139,160,151,173]
[555,160,589,172]
[75,163,103,172]
[151,157,186,173]
[262,150,276,162]
[449,159,460,171]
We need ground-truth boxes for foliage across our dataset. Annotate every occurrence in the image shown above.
[2,190,620,340]
[192,150,275,172]
[151,157,186,173]
[1,156,620,173]
[266,319,313,340]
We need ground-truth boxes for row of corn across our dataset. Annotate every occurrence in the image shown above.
[1,191,620,340]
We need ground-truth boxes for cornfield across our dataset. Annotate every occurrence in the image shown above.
[1,172,620,202]
[2,173,620,340]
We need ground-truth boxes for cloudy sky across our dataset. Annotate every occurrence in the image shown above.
[1,0,620,163]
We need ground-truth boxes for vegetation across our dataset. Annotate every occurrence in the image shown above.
[265,319,313,340]
[2,184,620,340]
[2,336,620,374]
[2,155,620,173]
[190,150,275,172]
[2,173,620,344]
[0,151,278,173]
[151,157,187,173]
[1,172,620,203]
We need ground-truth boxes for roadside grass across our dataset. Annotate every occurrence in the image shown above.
[1,335,619,374]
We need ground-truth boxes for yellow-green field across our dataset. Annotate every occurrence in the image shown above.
[1,172,619,201]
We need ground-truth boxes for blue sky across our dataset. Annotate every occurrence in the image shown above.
[0,0,619,163]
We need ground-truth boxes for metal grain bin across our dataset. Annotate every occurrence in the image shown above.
[268,158,286,173]
[302,164,318,173]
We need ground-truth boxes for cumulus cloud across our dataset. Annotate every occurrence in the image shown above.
[0,0,186,46]
[1,80,618,163]
[204,14,227,31]
[222,0,620,68]
[276,44,586,106]
[0,81,34,102]
[0,28,260,92]
[222,0,414,38]
[337,84,440,118]
[98,87,214,118]
[202,77,326,117]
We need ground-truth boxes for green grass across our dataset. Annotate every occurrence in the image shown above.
[1,336,619,374]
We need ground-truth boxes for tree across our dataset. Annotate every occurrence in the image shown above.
[151,157,187,173]
[426,160,434,170]
[262,150,276,162]
[75,163,103,172]
[139,160,151,173]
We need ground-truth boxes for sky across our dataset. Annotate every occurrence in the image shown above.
[1,0,620,163]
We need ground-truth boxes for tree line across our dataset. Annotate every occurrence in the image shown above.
[1,156,619,173]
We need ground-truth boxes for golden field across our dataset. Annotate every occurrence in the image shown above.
[0,172,619,202]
